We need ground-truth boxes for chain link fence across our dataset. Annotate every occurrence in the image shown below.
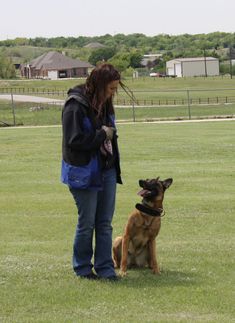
[0,88,235,126]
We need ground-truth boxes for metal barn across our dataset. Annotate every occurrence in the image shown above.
[166,57,219,77]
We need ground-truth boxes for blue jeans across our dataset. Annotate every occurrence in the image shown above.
[69,167,117,278]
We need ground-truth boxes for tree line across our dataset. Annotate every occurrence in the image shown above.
[0,32,234,78]
[1,32,234,51]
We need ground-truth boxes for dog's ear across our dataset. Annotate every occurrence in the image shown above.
[162,178,173,190]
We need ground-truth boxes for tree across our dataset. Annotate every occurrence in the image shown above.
[0,55,16,79]
[129,52,143,68]
[88,47,116,65]
[108,52,130,72]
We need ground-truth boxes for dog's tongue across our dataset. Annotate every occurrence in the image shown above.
[137,189,149,197]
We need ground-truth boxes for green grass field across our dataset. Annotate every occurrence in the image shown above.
[0,120,234,322]
[1,75,235,91]
[1,100,234,127]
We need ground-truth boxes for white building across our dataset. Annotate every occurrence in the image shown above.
[166,57,219,77]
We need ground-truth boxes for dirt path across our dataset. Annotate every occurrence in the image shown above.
[0,94,63,104]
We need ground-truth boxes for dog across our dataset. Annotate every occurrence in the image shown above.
[113,177,173,276]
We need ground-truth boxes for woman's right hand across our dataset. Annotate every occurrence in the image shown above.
[102,126,115,140]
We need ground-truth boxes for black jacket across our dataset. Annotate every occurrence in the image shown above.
[62,86,122,185]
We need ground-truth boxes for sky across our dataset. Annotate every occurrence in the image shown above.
[1,0,234,40]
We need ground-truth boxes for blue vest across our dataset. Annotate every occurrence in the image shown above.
[61,114,116,190]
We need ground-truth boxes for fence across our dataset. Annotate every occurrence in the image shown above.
[0,88,235,126]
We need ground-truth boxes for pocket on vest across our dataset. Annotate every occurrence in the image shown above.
[61,158,97,189]
[67,164,91,189]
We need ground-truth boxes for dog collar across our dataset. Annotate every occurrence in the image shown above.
[135,203,164,217]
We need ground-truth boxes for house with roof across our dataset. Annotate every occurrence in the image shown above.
[20,51,93,79]
[84,42,106,49]
[166,57,219,77]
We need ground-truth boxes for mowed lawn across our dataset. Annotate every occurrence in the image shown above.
[0,121,234,322]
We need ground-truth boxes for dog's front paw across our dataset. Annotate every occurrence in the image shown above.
[119,270,127,277]
[152,268,161,275]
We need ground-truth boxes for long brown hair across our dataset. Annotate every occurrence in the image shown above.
[85,64,120,117]
[85,63,134,118]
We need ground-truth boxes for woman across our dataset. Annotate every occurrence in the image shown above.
[61,64,123,280]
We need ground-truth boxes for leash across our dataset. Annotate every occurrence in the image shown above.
[135,203,165,217]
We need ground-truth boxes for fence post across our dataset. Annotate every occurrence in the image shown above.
[187,90,191,120]
[131,91,136,122]
[10,90,16,126]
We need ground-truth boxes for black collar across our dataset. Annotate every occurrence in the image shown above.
[135,203,164,217]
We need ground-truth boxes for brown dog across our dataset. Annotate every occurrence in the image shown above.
[113,177,173,276]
